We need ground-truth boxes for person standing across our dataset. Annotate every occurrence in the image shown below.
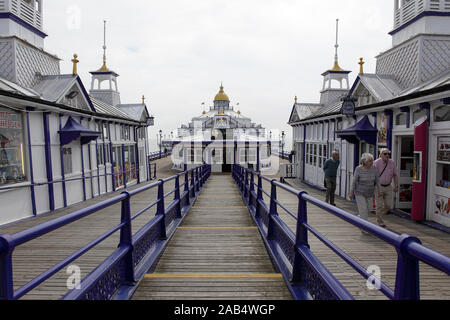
[374,148,399,228]
[323,150,340,206]
[350,153,382,224]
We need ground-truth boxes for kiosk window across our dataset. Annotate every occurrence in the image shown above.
[0,107,27,186]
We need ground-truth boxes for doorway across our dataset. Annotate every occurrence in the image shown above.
[395,136,414,213]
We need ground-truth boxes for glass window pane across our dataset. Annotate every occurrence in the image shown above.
[435,105,450,122]
[0,107,27,185]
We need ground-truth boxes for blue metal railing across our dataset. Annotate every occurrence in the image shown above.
[233,164,450,300]
[148,150,172,162]
[0,165,211,300]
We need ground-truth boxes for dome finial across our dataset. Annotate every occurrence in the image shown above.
[71,54,79,75]
[359,57,365,74]
[214,82,230,101]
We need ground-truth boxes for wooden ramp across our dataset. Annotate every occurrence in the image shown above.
[132,174,292,300]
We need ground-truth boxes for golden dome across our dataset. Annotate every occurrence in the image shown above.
[214,84,230,101]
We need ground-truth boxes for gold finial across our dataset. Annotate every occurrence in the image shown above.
[359,58,365,74]
[294,96,298,104]
[71,54,79,75]
[331,19,344,72]
[202,110,206,115]
[142,95,145,105]
[237,110,241,115]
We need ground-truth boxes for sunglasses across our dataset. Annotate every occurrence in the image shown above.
[382,153,391,156]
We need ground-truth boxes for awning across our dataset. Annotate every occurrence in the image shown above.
[58,117,101,146]
[336,115,378,145]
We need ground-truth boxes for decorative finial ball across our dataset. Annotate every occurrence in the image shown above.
[73,54,78,58]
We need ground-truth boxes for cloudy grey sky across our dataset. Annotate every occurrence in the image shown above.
[43,0,394,151]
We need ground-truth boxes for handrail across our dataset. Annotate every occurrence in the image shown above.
[232,164,450,300]
[0,164,211,300]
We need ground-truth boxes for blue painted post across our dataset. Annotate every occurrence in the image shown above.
[255,174,263,219]
[195,168,200,193]
[244,169,249,201]
[394,235,422,300]
[122,144,127,189]
[80,140,87,201]
[26,111,37,216]
[59,115,67,208]
[156,180,167,240]
[0,235,14,300]
[174,175,182,218]
[292,191,310,282]
[267,180,278,239]
[119,191,135,285]
[190,170,195,198]
[43,112,55,212]
[184,170,190,207]
[249,172,255,207]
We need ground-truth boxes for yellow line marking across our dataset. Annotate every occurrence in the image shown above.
[192,206,247,209]
[144,274,283,279]
[178,227,257,230]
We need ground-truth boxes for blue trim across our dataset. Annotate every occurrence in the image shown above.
[95,138,101,196]
[43,112,55,212]
[108,123,115,192]
[389,11,450,36]
[101,121,108,193]
[122,144,127,189]
[59,115,67,208]
[384,110,394,152]
[0,12,48,39]
[75,77,96,112]
[80,118,87,202]
[25,110,36,216]
[442,97,450,105]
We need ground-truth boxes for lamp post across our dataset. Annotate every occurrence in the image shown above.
[159,130,162,159]
[281,131,285,158]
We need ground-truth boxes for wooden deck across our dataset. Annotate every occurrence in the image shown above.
[132,174,292,300]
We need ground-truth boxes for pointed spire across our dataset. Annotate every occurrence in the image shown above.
[71,54,79,75]
[331,19,344,72]
[358,58,365,75]
[96,20,111,72]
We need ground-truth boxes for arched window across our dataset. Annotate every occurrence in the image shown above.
[434,105,450,122]
[396,113,407,126]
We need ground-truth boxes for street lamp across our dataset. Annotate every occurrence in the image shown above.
[159,130,162,159]
[281,131,285,158]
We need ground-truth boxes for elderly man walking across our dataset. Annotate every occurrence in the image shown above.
[323,150,340,206]
[374,148,399,228]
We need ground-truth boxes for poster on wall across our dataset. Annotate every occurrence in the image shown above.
[377,113,388,145]
[399,184,412,202]
[434,195,450,218]
[437,136,450,163]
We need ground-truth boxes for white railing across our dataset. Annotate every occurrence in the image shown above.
[3,0,43,30]
[392,0,450,29]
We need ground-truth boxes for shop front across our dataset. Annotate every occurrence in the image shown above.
[428,103,450,227]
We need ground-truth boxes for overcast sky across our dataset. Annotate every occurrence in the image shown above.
[43,0,394,151]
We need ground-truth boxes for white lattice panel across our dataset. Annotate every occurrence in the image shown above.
[421,39,450,82]
[0,40,15,82]
[376,39,419,89]
[15,41,60,87]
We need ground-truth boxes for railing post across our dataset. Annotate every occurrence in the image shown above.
[156,180,167,240]
[190,170,195,198]
[291,191,309,283]
[394,235,422,300]
[267,180,278,240]
[249,171,255,208]
[184,170,190,207]
[255,174,263,219]
[174,175,182,218]
[119,191,136,285]
[153,163,157,180]
[244,169,249,201]
[0,235,14,300]
[196,167,200,193]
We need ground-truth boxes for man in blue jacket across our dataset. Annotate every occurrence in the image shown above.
[323,150,340,206]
